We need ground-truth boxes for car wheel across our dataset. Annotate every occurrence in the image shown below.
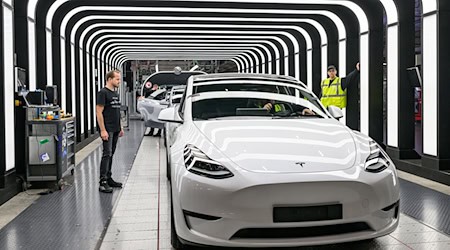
[171,193,185,249]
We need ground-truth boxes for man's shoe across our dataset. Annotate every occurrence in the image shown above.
[108,178,123,188]
[99,180,113,193]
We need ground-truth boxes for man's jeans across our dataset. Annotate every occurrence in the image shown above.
[100,131,120,181]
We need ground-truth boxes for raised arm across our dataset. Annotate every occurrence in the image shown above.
[341,63,360,90]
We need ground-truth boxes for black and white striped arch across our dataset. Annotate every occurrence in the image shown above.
[0,0,447,175]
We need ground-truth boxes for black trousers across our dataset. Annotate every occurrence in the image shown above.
[100,131,120,181]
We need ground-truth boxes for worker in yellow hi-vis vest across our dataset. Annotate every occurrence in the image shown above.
[320,63,360,109]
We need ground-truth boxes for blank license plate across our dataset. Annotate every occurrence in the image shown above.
[273,204,342,223]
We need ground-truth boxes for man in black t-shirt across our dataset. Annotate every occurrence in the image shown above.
[96,70,124,193]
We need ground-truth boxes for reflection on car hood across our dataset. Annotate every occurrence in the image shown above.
[194,119,357,173]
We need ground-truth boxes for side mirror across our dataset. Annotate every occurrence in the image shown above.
[327,105,343,119]
[160,100,169,106]
[158,107,183,123]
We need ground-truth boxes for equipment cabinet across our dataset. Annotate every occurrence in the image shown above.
[25,114,76,183]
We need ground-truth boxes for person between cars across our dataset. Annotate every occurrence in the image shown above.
[143,82,159,98]
[320,63,360,109]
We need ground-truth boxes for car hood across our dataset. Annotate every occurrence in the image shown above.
[194,119,357,173]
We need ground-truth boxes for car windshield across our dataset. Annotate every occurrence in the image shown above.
[191,81,326,119]
[191,92,329,120]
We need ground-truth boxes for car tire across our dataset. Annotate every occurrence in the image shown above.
[171,194,186,249]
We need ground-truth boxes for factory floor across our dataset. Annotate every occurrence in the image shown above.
[0,121,449,250]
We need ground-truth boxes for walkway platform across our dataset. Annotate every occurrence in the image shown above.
[0,122,449,250]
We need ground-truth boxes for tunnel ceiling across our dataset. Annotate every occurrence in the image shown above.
[11,0,442,160]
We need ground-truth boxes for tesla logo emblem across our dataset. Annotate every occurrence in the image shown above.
[296,162,306,167]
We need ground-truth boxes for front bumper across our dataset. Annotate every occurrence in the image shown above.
[172,166,400,247]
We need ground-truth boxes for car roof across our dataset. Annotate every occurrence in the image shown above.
[192,73,305,88]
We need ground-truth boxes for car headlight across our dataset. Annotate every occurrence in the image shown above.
[365,141,391,173]
[183,145,234,179]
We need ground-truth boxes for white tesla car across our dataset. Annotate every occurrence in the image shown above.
[163,85,185,178]
[137,70,206,130]
[159,73,400,248]
[137,89,169,129]
[163,85,185,146]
